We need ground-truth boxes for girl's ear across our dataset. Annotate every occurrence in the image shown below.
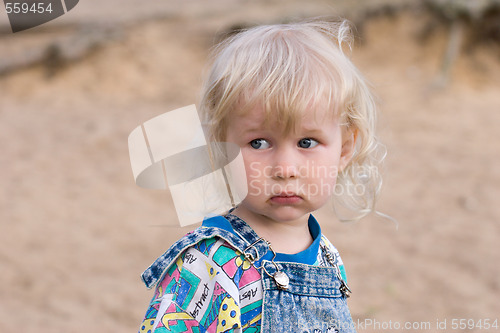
[339,128,358,172]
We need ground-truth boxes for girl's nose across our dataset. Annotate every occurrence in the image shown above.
[271,147,299,179]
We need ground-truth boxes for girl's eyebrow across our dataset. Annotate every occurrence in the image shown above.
[301,127,322,133]
[297,127,326,136]
[241,127,327,137]
[242,127,266,135]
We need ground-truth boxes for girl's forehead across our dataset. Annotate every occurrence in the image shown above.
[231,102,339,133]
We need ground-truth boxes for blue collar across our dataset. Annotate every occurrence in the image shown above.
[262,214,321,265]
[202,212,322,266]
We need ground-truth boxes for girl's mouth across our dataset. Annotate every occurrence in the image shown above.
[270,194,303,205]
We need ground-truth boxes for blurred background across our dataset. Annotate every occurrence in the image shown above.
[1,0,499,332]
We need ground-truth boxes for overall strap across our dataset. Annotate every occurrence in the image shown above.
[223,213,271,264]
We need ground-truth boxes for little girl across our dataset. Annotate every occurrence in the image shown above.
[138,19,382,333]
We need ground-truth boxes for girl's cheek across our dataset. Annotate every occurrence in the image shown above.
[245,160,266,179]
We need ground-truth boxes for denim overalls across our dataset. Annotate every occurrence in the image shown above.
[141,214,356,333]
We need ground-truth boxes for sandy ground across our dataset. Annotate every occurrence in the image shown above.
[1,1,499,332]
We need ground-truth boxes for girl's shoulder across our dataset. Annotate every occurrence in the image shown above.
[320,235,342,257]
[141,222,254,290]
[319,234,348,281]
[141,233,263,332]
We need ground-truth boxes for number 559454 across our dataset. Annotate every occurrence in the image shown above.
[5,2,53,14]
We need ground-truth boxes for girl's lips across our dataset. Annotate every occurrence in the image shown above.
[270,195,303,205]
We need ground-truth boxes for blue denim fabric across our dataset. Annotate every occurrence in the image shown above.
[260,260,356,333]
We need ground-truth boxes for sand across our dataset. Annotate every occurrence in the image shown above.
[1,1,499,332]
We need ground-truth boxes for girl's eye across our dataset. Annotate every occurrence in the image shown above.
[298,138,319,149]
[250,139,271,150]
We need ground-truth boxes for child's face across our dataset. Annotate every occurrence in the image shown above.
[225,103,356,225]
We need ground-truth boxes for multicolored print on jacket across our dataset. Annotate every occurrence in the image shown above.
[139,237,263,332]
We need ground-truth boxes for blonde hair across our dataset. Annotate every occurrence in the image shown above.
[199,19,385,222]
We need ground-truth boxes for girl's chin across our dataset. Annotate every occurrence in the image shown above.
[262,206,312,223]
[237,201,315,223]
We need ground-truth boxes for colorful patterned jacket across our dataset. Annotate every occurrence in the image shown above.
[138,213,348,333]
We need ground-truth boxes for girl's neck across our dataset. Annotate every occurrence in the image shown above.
[230,206,313,254]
